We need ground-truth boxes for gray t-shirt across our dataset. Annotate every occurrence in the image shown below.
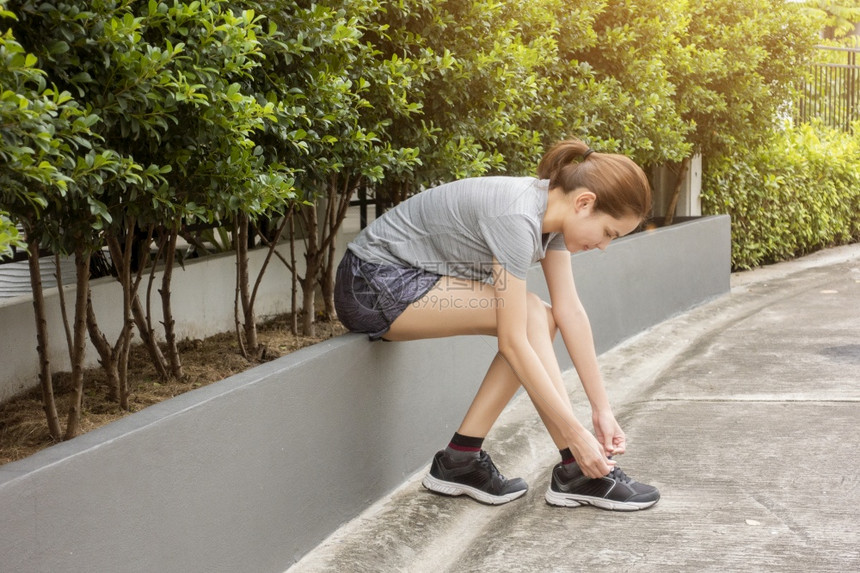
[348,176,566,283]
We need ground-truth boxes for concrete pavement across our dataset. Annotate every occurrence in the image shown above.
[287,244,860,573]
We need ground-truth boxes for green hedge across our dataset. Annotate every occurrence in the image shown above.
[1,0,823,256]
[0,0,850,283]
[702,121,860,270]
[2,1,853,271]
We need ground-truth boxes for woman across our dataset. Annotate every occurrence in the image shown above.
[334,140,660,511]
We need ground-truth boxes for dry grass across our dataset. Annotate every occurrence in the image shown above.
[0,314,347,466]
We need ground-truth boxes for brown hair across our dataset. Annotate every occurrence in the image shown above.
[537,139,652,220]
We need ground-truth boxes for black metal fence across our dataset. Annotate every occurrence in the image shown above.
[797,45,859,131]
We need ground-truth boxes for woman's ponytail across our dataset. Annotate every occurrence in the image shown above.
[536,140,591,182]
[537,139,652,221]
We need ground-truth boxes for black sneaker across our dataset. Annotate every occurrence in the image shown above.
[545,461,660,511]
[422,450,528,505]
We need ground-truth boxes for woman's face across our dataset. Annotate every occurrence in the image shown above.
[561,191,641,253]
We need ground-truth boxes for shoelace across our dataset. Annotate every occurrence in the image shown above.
[609,466,633,484]
[477,451,506,480]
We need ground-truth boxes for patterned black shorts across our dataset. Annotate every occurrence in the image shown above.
[334,250,441,340]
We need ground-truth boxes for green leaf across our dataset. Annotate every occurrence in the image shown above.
[47,41,70,55]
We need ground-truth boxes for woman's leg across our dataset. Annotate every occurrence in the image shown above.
[456,296,573,449]
[385,279,575,448]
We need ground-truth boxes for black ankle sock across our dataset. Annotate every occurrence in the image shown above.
[448,432,484,451]
[560,447,576,465]
[446,432,484,458]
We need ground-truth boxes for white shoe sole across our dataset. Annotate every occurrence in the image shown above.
[422,474,527,505]
[545,488,658,511]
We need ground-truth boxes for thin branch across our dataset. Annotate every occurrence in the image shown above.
[54,252,74,357]
[146,231,169,337]
[233,216,248,359]
[249,212,290,312]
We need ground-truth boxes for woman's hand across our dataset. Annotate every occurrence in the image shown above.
[570,431,616,478]
[593,409,627,457]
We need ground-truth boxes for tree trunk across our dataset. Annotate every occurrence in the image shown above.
[321,241,336,322]
[240,212,292,359]
[235,212,258,357]
[320,181,338,322]
[131,294,169,381]
[54,253,73,356]
[117,315,133,411]
[663,156,690,227]
[264,208,300,335]
[26,237,62,440]
[319,175,354,322]
[289,211,298,335]
[133,228,169,381]
[300,201,320,337]
[64,247,91,439]
[159,228,182,378]
[300,266,317,337]
[233,225,248,360]
[86,288,120,403]
[105,230,140,409]
[118,284,134,411]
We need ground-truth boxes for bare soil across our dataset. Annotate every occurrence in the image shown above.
[0,314,347,466]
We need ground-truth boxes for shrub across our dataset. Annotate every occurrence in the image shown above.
[0,210,22,259]
[702,121,860,269]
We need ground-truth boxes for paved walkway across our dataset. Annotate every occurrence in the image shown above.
[288,244,860,573]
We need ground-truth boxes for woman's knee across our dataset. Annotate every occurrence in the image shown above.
[525,292,557,337]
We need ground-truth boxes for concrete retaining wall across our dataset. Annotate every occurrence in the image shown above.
[0,215,730,573]
[0,243,309,403]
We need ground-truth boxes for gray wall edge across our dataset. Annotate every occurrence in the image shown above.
[0,215,731,573]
